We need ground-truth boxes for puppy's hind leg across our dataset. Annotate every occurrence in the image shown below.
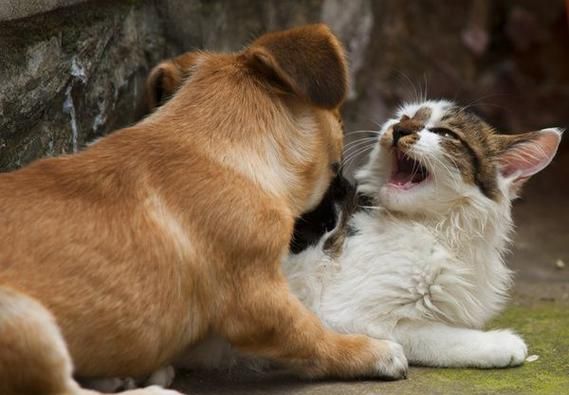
[0,287,184,395]
[0,286,79,395]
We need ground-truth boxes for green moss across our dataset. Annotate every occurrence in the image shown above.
[401,302,569,395]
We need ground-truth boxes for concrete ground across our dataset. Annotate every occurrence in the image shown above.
[172,148,569,395]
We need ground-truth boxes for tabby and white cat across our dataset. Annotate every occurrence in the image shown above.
[284,99,562,368]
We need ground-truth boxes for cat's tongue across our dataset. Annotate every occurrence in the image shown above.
[390,151,428,188]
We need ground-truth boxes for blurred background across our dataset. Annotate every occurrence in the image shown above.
[0,1,567,393]
[1,0,568,170]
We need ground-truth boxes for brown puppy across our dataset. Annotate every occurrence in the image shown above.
[0,25,406,395]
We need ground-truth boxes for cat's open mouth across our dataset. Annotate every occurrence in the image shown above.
[388,149,430,189]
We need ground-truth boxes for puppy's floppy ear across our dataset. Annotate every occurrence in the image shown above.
[145,52,201,111]
[242,24,348,109]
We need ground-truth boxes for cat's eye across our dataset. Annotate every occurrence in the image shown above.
[429,127,459,141]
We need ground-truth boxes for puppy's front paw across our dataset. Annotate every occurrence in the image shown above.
[482,330,528,368]
[371,339,408,380]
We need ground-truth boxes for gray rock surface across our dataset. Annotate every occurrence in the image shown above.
[0,1,166,170]
[0,0,88,21]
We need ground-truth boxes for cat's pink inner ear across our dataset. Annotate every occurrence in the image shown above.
[498,128,562,180]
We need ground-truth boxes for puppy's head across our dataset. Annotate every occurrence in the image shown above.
[145,25,347,112]
[145,24,348,214]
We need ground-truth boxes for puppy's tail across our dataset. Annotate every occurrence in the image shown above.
[0,286,82,395]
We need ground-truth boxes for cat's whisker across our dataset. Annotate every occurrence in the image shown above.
[422,155,442,190]
[425,152,460,187]
[342,143,376,163]
[341,148,368,167]
[341,145,375,171]
[344,137,378,151]
[344,140,375,150]
[435,155,460,182]
[344,134,378,144]
[342,146,374,169]
[344,139,378,150]
[395,71,420,103]
[422,73,428,103]
[343,139,376,156]
[459,93,507,113]
[409,155,420,181]
[425,153,459,192]
[344,130,380,137]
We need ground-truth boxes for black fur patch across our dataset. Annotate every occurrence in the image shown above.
[290,173,353,254]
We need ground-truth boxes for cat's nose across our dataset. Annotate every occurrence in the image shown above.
[392,124,414,146]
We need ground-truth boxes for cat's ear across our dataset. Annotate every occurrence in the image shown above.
[494,128,562,193]
[241,24,348,109]
[145,52,202,111]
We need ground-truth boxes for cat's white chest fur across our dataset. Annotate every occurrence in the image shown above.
[309,213,460,333]
[283,208,522,368]
[286,207,502,330]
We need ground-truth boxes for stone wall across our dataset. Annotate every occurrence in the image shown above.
[1,0,567,171]
[0,1,164,170]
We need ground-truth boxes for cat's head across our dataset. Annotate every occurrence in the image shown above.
[356,100,562,216]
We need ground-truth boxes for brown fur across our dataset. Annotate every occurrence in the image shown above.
[0,24,405,395]
[144,52,202,110]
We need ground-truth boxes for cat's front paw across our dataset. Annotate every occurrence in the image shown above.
[372,339,408,379]
[480,330,528,368]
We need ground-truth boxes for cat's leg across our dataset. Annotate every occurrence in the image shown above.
[394,320,527,368]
